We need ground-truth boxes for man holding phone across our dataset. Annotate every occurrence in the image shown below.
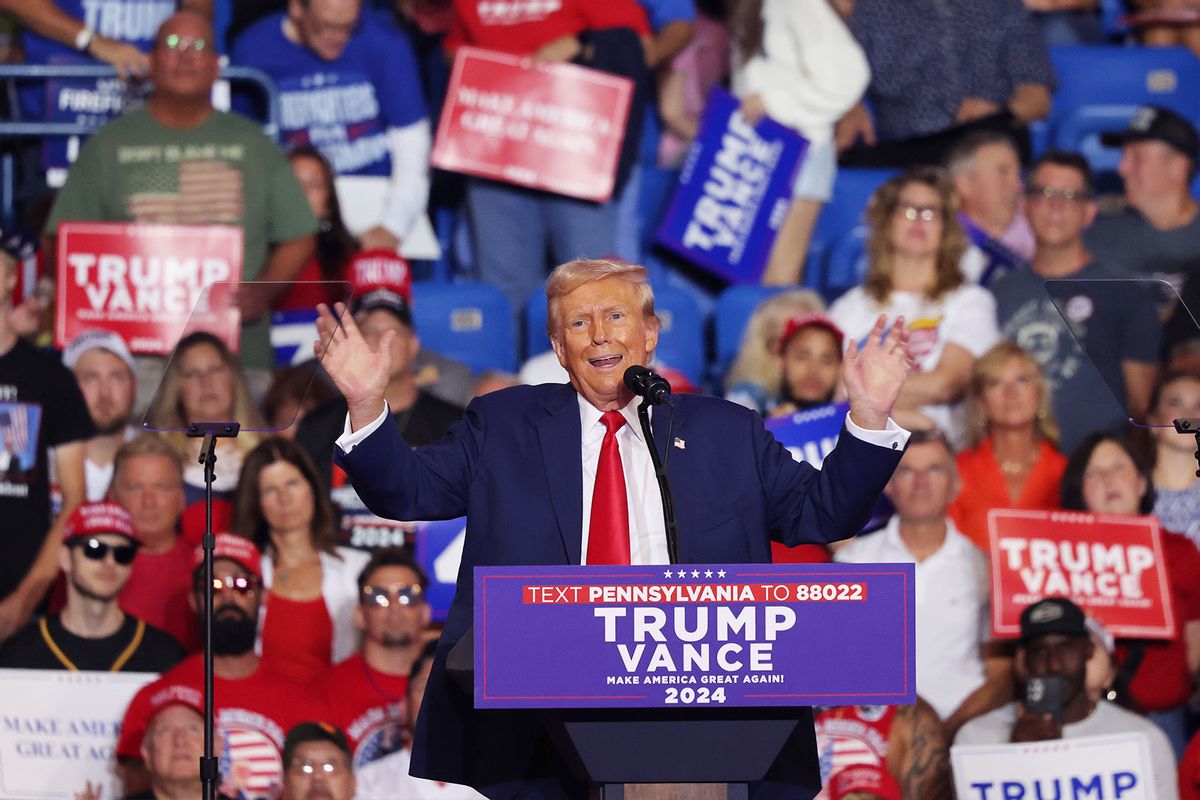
[955,597,1177,797]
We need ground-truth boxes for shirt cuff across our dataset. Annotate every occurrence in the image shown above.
[845,413,910,452]
[335,402,390,454]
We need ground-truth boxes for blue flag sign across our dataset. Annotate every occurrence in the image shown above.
[764,402,848,468]
[655,87,808,284]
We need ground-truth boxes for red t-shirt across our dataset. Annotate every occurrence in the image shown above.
[1119,529,1200,711]
[322,653,411,768]
[1180,728,1200,798]
[446,0,649,55]
[118,654,324,800]
[120,537,200,652]
[814,705,899,800]
[260,592,335,686]
[272,256,343,313]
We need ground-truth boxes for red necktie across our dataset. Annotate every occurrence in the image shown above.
[587,410,631,565]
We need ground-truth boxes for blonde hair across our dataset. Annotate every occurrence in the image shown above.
[154,332,264,460]
[112,432,184,485]
[723,289,826,393]
[966,341,1060,447]
[545,259,657,336]
[863,166,968,304]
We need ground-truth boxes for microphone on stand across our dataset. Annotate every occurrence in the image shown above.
[623,365,672,405]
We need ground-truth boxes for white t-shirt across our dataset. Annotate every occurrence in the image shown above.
[355,747,486,800]
[829,284,999,449]
[955,701,1179,799]
[835,517,990,720]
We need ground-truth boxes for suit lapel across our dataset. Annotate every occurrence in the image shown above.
[536,386,584,565]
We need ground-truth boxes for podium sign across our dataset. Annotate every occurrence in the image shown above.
[56,222,243,355]
[655,87,808,284]
[475,562,914,709]
[988,509,1175,639]
[431,47,633,202]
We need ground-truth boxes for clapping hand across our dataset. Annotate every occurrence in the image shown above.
[842,314,913,430]
[314,302,394,430]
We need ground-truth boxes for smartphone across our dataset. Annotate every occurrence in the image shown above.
[1024,675,1065,724]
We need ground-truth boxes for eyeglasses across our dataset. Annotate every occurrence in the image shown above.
[161,34,207,53]
[289,759,349,776]
[1026,185,1090,204]
[897,205,941,222]
[196,574,260,594]
[75,538,138,566]
[361,583,424,608]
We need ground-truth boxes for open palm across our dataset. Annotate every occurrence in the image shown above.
[843,314,913,429]
[314,302,394,415]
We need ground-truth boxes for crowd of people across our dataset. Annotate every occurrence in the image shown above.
[2,0,1200,798]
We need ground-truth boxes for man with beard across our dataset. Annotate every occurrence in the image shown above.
[0,501,182,670]
[279,722,357,800]
[116,534,323,800]
[62,330,139,501]
[321,547,430,771]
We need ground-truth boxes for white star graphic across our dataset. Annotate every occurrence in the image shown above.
[676,569,687,578]
[691,570,700,578]
[717,569,727,578]
[664,570,674,579]
[704,570,713,578]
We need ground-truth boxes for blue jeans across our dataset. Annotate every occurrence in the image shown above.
[465,178,619,324]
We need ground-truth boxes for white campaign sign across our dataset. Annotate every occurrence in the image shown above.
[0,669,156,799]
[951,733,1154,800]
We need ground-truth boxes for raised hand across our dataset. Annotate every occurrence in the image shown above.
[842,314,913,430]
[314,302,394,430]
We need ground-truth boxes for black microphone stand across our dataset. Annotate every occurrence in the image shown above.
[186,421,240,800]
[636,399,680,564]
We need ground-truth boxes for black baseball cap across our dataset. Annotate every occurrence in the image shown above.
[1101,105,1199,163]
[1019,597,1088,642]
[282,721,351,767]
[353,286,413,328]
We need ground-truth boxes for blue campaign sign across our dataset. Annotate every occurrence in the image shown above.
[414,517,467,623]
[270,309,319,367]
[655,87,808,284]
[474,562,915,709]
[764,402,848,469]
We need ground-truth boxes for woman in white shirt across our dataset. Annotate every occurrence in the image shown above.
[730,0,869,285]
[829,167,999,449]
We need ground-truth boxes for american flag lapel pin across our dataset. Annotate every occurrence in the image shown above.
[674,437,686,450]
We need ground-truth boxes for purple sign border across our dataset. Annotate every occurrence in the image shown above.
[475,562,915,709]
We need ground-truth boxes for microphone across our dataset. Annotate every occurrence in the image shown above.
[623,365,672,405]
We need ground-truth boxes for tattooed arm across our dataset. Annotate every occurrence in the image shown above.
[889,699,953,800]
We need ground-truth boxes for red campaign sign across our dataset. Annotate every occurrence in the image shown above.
[988,509,1175,639]
[56,223,243,355]
[431,47,633,202]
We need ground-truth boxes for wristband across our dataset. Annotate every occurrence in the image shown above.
[74,25,96,52]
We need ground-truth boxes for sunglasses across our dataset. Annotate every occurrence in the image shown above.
[361,583,424,608]
[196,574,260,594]
[75,537,138,566]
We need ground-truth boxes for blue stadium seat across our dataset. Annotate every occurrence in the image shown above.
[805,168,896,292]
[713,285,788,377]
[411,283,515,373]
[524,283,707,385]
[821,225,871,303]
[1048,46,1200,173]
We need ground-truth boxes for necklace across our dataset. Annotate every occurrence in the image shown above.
[998,458,1032,476]
[276,557,320,584]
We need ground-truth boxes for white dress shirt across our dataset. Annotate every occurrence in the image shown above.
[336,396,910,566]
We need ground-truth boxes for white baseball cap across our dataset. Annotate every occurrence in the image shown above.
[62,328,136,373]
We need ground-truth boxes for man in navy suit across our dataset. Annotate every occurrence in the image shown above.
[315,259,914,799]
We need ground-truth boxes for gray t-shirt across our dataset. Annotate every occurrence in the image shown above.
[954,701,1178,799]
[1084,207,1200,282]
[989,262,1161,454]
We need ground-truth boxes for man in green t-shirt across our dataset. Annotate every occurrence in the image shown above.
[45,10,317,371]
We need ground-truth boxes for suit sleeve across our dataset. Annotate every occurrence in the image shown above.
[756,416,903,546]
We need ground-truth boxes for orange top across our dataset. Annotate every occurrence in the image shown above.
[949,438,1068,552]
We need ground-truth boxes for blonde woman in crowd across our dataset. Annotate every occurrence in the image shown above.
[724,288,826,415]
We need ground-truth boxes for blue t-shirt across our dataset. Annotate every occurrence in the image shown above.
[231,11,427,177]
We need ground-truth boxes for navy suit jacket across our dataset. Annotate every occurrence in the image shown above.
[337,384,904,799]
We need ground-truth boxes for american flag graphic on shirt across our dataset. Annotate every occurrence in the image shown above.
[218,724,283,800]
[126,159,244,224]
[0,403,42,488]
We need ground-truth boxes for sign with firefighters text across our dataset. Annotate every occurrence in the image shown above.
[474,562,914,709]
[431,47,633,202]
[988,509,1175,639]
[56,223,243,355]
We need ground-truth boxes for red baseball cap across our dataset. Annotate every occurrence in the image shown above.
[350,249,413,325]
[63,502,138,544]
[828,764,901,800]
[778,314,845,353]
[194,533,262,579]
[145,682,204,725]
